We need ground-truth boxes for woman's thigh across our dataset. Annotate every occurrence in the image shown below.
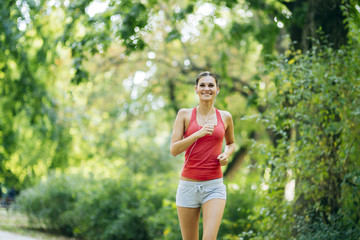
[202,199,226,240]
[177,206,201,240]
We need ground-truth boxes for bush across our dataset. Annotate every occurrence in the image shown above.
[255,43,360,239]
[17,172,172,239]
[17,172,260,239]
[70,177,151,239]
[17,174,81,236]
[219,184,258,239]
[295,208,360,240]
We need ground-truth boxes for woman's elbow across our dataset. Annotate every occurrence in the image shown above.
[170,145,178,157]
[171,150,181,157]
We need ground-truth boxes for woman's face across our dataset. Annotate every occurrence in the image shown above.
[195,76,218,101]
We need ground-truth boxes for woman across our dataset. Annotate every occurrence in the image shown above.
[170,71,235,240]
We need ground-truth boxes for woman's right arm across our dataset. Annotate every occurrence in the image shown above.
[170,109,198,156]
[170,109,214,157]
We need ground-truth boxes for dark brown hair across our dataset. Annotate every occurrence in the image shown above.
[195,71,218,86]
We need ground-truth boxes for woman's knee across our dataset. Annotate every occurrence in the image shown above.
[202,232,217,240]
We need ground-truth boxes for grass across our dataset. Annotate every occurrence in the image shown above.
[0,207,76,240]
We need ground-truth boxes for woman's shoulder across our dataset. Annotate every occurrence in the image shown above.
[218,109,232,119]
[177,108,194,119]
[218,109,233,125]
[178,108,193,115]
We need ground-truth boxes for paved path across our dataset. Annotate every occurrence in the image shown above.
[0,230,37,240]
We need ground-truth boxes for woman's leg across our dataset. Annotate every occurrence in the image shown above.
[201,199,226,240]
[177,206,201,240]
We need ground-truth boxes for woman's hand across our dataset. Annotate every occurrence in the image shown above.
[217,152,229,166]
[196,124,215,138]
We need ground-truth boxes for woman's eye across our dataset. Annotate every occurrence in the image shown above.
[199,84,215,88]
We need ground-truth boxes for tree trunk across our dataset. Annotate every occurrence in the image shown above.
[224,146,248,179]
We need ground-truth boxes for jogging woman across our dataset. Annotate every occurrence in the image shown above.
[170,71,235,240]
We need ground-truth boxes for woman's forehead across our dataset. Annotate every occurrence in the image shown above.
[198,76,216,84]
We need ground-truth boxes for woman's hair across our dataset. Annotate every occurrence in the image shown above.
[195,71,218,86]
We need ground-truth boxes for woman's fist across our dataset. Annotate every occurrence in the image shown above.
[217,153,229,166]
[196,124,215,138]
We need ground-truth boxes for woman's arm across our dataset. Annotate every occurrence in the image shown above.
[170,109,215,156]
[170,109,195,156]
[217,111,235,166]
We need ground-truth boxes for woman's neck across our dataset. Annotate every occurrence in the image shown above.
[197,102,214,116]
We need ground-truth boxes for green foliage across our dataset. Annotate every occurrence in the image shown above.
[254,43,360,239]
[171,4,194,22]
[17,174,79,235]
[229,22,254,41]
[342,0,360,44]
[294,209,360,240]
[70,177,152,239]
[147,197,180,240]
[219,185,258,239]
[18,173,261,239]
[62,0,155,83]
[165,29,181,42]
[3,1,360,239]
[0,0,73,188]
[17,172,175,239]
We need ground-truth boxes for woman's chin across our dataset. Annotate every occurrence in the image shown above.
[199,96,215,101]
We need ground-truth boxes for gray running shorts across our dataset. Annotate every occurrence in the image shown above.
[176,178,226,208]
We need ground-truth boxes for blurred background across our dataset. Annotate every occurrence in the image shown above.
[0,0,359,239]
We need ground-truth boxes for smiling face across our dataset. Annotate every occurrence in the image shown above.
[195,76,219,101]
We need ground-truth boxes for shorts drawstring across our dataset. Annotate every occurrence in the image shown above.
[195,185,204,193]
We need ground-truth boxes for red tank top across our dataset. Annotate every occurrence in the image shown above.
[181,107,226,180]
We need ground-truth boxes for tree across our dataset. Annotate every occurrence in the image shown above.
[282,0,349,51]
[258,42,360,239]
[0,0,74,188]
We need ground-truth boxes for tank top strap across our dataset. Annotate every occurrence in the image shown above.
[190,107,197,123]
[215,108,225,128]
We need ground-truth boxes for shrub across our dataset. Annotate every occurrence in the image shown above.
[219,185,258,239]
[294,208,360,240]
[17,172,171,239]
[255,43,360,239]
[18,173,260,239]
[17,174,81,236]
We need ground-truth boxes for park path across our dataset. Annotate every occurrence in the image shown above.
[0,230,37,240]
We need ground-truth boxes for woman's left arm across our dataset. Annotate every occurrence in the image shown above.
[217,111,235,166]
